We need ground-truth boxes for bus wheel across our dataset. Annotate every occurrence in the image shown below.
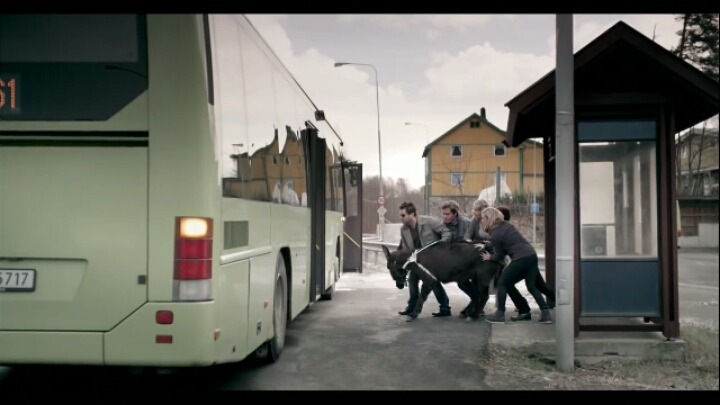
[255,255,288,364]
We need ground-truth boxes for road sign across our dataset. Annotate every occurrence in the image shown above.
[377,196,385,205]
[377,206,387,216]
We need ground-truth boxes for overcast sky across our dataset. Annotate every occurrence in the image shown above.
[245,14,690,190]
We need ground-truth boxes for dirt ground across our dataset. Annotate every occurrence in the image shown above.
[482,325,719,390]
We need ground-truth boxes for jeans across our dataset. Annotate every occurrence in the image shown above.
[495,254,550,313]
[497,261,554,309]
[534,268,555,305]
[406,269,450,312]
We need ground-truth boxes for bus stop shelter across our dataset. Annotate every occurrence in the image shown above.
[504,21,719,339]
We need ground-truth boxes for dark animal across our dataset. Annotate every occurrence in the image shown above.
[382,240,500,321]
[473,240,504,290]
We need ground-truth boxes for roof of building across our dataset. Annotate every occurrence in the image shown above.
[504,20,720,147]
[421,110,541,158]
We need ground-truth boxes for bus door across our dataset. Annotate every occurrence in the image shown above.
[341,162,363,273]
[301,124,326,302]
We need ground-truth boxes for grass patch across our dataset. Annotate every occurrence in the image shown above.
[484,324,719,390]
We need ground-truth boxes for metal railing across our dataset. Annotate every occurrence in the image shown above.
[362,239,397,264]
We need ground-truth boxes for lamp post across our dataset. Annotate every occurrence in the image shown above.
[334,62,385,240]
[405,122,430,214]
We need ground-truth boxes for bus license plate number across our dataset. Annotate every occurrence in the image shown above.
[0,269,36,292]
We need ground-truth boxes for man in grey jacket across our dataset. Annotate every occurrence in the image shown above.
[464,199,491,243]
[396,201,453,317]
[441,200,473,242]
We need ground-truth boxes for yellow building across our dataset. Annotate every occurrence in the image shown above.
[423,107,544,213]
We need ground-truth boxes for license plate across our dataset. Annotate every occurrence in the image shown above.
[0,269,36,292]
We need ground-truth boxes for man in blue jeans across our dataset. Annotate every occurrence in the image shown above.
[396,201,453,317]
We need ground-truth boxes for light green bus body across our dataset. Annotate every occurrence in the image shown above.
[0,14,344,367]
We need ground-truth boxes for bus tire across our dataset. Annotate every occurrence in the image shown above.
[254,255,288,364]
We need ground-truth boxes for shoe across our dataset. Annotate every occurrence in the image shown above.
[398,308,412,316]
[538,309,553,324]
[432,311,452,317]
[484,310,505,324]
[511,312,532,322]
[547,300,556,309]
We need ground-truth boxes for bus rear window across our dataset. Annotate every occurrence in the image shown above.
[0,14,147,121]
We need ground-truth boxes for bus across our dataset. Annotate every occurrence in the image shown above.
[0,14,357,367]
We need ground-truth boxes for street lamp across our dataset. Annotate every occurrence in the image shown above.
[405,122,430,214]
[334,61,385,240]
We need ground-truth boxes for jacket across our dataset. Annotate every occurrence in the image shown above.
[445,214,473,242]
[464,217,491,242]
[398,215,451,251]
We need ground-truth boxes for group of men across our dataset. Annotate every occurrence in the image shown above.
[395,199,554,323]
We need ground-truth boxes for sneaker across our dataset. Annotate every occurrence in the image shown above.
[484,311,505,324]
[538,309,553,324]
[398,308,412,316]
[432,311,452,317]
[510,312,532,322]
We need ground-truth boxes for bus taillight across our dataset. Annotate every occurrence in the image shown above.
[174,217,213,301]
[176,239,212,259]
[175,260,211,279]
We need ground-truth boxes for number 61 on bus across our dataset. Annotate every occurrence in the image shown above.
[0,74,20,115]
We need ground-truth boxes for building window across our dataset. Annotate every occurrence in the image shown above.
[493,144,506,157]
[450,172,464,187]
[469,121,481,128]
[451,145,463,157]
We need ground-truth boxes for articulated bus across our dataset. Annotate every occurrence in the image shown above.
[0,14,358,367]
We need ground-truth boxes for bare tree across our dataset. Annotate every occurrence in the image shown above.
[431,148,480,213]
[360,176,426,233]
[672,14,719,82]
[677,124,719,196]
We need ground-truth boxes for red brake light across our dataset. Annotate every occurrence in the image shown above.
[175,260,212,280]
[156,310,174,324]
[177,239,212,259]
[174,217,213,281]
[156,335,173,344]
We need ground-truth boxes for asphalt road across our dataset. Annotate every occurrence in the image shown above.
[0,261,493,391]
[677,249,719,330]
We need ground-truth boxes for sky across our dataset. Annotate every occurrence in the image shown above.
[244,14,697,190]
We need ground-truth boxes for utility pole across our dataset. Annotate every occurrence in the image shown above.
[555,13,576,373]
